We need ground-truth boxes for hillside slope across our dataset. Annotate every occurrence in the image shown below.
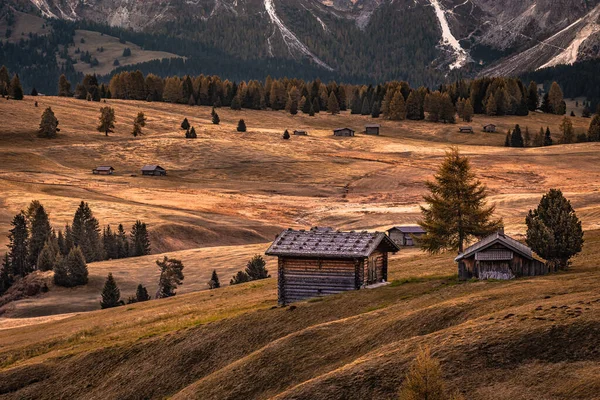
[1,231,599,399]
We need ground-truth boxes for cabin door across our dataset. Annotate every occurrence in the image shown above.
[367,257,377,285]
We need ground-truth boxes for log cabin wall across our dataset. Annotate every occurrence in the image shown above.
[364,251,385,285]
[278,257,361,304]
[461,252,548,280]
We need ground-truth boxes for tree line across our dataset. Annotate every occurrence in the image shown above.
[0,200,152,295]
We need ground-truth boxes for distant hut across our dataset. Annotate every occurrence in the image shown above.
[483,124,496,133]
[455,230,547,280]
[365,124,381,135]
[459,126,474,133]
[387,226,426,246]
[141,165,167,176]
[293,130,308,136]
[266,227,400,305]
[92,166,114,175]
[333,127,355,137]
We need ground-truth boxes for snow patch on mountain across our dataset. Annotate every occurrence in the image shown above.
[264,0,334,70]
[30,0,59,19]
[428,0,469,69]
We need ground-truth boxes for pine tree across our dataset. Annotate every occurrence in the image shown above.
[419,148,502,254]
[52,254,69,286]
[510,124,524,147]
[245,255,270,280]
[211,107,220,124]
[186,126,197,138]
[208,269,220,289]
[116,224,129,259]
[312,97,320,114]
[406,91,423,120]
[0,65,10,96]
[63,224,74,256]
[130,220,151,257]
[38,107,60,138]
[97,106,116,136]
[282,129,290,140]
[230,95,242,110]
[588,113,600,141]
[9,74,23,100]
[28,204,52,268]
[181,117,190,130]
[230,270,250,285]
[0,253,13,296]
[371,101,381,118]
[55,247,88,287]
[237,119,246,132]
[71,201,103,262]
[156,256,185,298]
[309,101,315,116]
[136,284,151,301]
[100,273,121,308]
[559,117,574,144]
[504,131,511,147]
[328,92,340,115]
[485,95,497,116]
[462,99,473,122]
[8,213,29,277]
[31,88,38,96]
[103,225,118,260]
[544,127,553,146]
[360,97,370,115]
[131,111,146,137]
[523,126,531,147]
[58,74,71,97]
[526,189,583,271]
[527,81,539,111]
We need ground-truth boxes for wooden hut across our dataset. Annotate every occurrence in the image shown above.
[265,227,400,305]
[365,124,381,135]
[141,165,167,176]
[483,124,496,133]
[293,130,308,136]
[92,166,114,175]
[333,128,355,137]
[455,231,547,280]
[387,226,426,246]
[459,126,474,133]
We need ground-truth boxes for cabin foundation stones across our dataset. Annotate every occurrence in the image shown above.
[266,227,399,305]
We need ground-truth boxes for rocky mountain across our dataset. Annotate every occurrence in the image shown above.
[4,0,600,83]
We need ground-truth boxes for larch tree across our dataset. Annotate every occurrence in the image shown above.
[100,272,122,308]
[38,107,60,138]
[328,92,340,115]
[548,82,565,115]
[526,189,583,271]
[9,74,23,100]
[523,126,531,147]
[588,113,600,141]
[389,91,407,120]
[131,111,147,137]
[58,74,72,97]
[462,99,473,122]
[559,117,574,144]
[418,148,502,254]
[97,106,116,136]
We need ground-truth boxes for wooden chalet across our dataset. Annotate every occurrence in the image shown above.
[387,226,426,246]
[455,231,547,280]
[141,165,167,176]
[293,130,308,136]
[333,127,355,137]
[459,126,474,133]
[266,227,400,305]
[483,124,497,133]
[365,124,381,135]
[92,166,114,175]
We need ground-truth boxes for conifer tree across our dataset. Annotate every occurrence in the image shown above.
[38,107,60,138]
[136,284,151,302]
[301,96,311,114]
[237,119,246,132]
[208,269,220,289]
[186,126,197,138]
[58,74,71,97]
[282,129,290,140]
[360,97,370,115]
[52,254,68,287]
[312,97,320,114]
[37,240,56,271]
[419,148,502,254]
[55,247,88,287]
[63,224,74,256]
[100,273,121,308]
[328,92,340,115]
[559,117,574,144]
[156,256,185,298]
[8,213,29,277]
[548,82,565,115]
[527,81,539,111]
[97,107,116,136]
[544,127,553,146]
[230,270,250,285]
[211,107,220,124]
[309,101,315,116]
[9,74,23,100]
[406,91,423,120]
[533,127,544,147]
[388,91,407,120]
[510,124,524,147]
[116,224,129,259]
[523,126,531,147]
[0,65,9,95]
[504,132,511,147]
[485,95,497,116]
[28,204,52,268]
[371,101,381,118]
[181,117,190,131]
[130,220,151,257]
[462,99,473,122]
[71,201,103,262]
[245,255,270,280]
[103,225,118,260]
[31,88,38,96]
[526,189,583,271]
[230,95,242,110]
[0,253,13,296]
[588,113,600,141]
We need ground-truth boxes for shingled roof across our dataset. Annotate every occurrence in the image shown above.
[141,165,165,171]
[455,232,533,262]
[94,166,114,171]
[389,226,426,234]
[265,227,400,258]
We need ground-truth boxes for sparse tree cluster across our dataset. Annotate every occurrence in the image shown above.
[230,255,270,285]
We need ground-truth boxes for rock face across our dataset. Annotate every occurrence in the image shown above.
[14,0,600,75]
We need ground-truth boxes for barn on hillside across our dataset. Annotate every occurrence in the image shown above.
[92,166,114,175]
[141,165,167,176]
[265,227,400,305]
[387,226,426,246]
[365,124,381,135]
[455,231,547,280]
[483,124,497,133]
[459,126,474,133]
[294,130,308,136]
[333,127,355,137]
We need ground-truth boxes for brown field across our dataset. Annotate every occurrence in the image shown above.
[0,96,599,399]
